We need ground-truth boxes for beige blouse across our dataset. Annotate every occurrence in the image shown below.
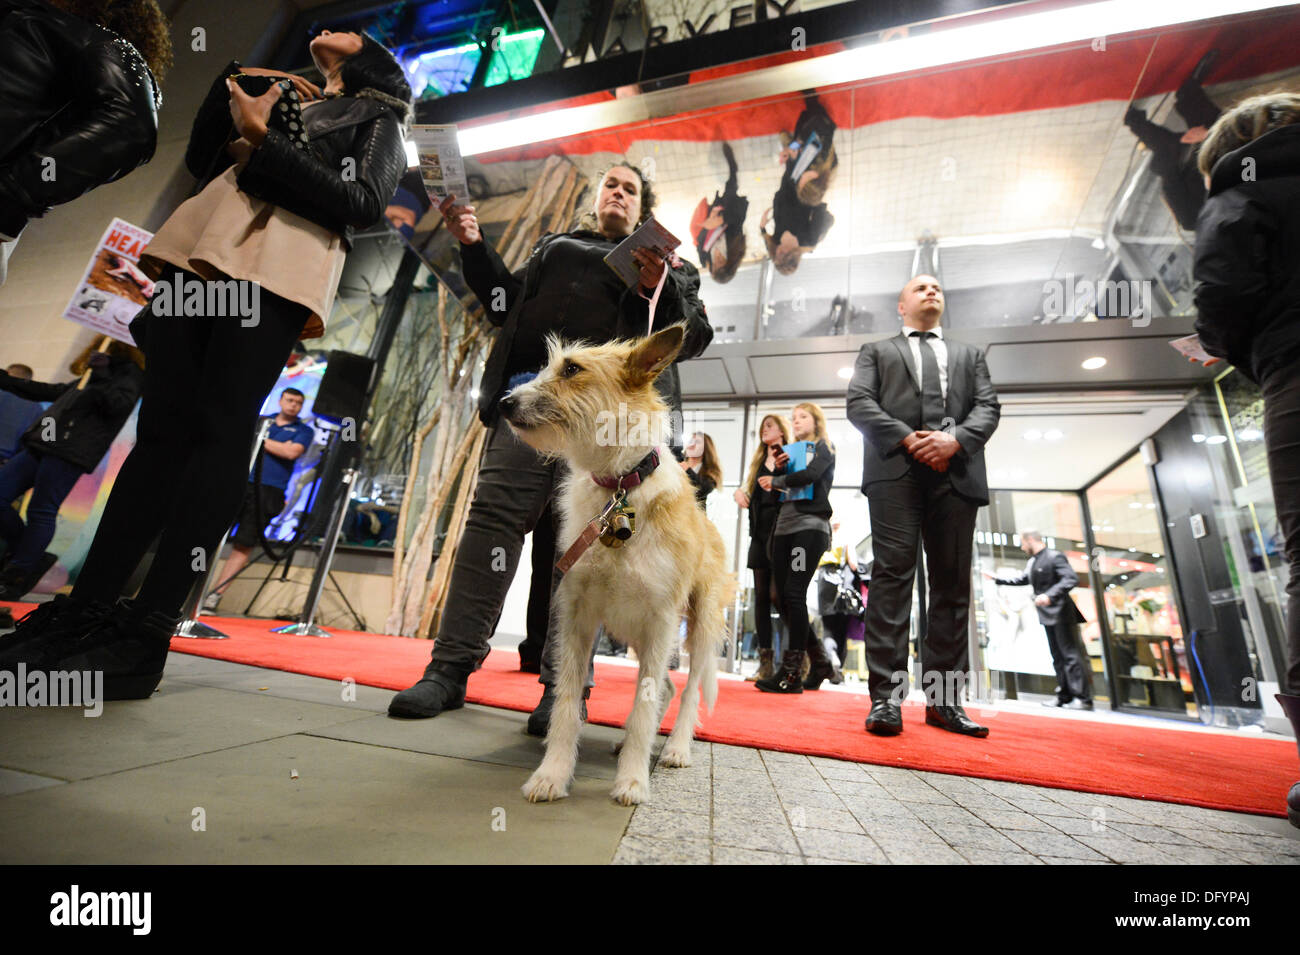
[140,152,344,340]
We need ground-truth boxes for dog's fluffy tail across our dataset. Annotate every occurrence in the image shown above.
[687,573,738,715]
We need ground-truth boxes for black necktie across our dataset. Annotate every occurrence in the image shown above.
[917,331,945,430]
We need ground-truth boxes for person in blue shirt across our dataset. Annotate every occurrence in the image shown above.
[0,363,45,465]
[203,387,314,611]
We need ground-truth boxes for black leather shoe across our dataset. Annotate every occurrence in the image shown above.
[925,704,989,738]
[388,665,468,718]
[1066,699,1094,711]
[1041,698,1066,708]
[526,684,590,737]
[517,640,542,674]
[864,699,902,736]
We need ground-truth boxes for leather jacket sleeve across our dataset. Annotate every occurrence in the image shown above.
[459,238,526,328]
[1193,190,1273,369]
[0,370,70,402]
[0,30,157,222]
[240,109,406,235]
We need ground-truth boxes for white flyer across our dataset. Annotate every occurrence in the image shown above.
[61,218,155,346]
[409,124,470,201]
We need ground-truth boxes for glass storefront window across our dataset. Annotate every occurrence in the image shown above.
[1085,454,1191,715]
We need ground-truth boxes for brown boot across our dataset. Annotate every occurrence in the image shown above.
[756,650,805,693]
[746,647,774,682]
[804,635,844,690]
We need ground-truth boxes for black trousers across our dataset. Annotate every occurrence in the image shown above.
[1263,364,1300,694]
[71,268,308,616]
[864,465,979,704]
[771,526,829,654]
[751,566,774,650]
[422,423,595,688]
[1044,615,1092,703]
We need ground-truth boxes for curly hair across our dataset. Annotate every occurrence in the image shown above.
[51,0,174,84]
[577,160,657,231]
[1198,90,1300,178]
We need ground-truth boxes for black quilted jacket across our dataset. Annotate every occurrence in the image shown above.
[184,60,406,250]
[0,0,159,238]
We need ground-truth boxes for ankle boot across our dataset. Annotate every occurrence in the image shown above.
[804,635,843,690]
[388,662,470,718]
[0,595,116,673]
[756,650,805,693]
[747,648,774,682]
[1276,693,1300,829]
[50,598,181,701]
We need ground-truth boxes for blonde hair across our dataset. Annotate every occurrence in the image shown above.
[794,401,833,453]
[692,432,723,488]
[1198,91,1300,178]
[744,414,792,496]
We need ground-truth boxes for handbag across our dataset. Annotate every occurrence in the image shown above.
[229,74,314,155]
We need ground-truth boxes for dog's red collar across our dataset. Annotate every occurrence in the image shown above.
[592,449,660,491]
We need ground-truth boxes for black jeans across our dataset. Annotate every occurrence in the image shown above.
[71,268,307,616]
[751,566,774,650]
[771,526,829,654]
[422,423,595,688]
[1263,364,1300,694]
[864,465,979,704]
[0,449,84,573]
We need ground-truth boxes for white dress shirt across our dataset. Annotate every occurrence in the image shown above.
[903,325,948,400]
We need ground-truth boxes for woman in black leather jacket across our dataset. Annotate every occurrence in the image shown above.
[0,0,171,283]
[0,30,409,702]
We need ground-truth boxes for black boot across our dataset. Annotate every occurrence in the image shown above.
[804,635,843,690]
[0,552,58,601]
[387,662,469,718]
[50,598,181,701]
[1277,693,1300,829]
[756,650,805,693]
[517,640,542,674]
[0,595,116,673]
[526,684,590,737]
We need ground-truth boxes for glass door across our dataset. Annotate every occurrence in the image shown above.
[1084,453,1194,716]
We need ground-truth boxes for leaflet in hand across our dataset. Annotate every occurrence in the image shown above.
[778,441,815,502]
[1168,333,1217,364]
[409,125,469,201]
[603,216,682,288]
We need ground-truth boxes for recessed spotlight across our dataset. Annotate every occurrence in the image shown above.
[1044,429,1063,441]
[1091,237,1106,250]
[1192,433,1206,443]
[1023,429,1043,441]
[837,366,853,380]
[1206,435,1228,445]
[1082,357,1107,370]
[1129,502,1142,509]
[1238,428,1262,441]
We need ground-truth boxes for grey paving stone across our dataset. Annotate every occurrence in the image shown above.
[1002,830,1110,860]
[761,751,812,767]
[711,745,765,771]
[841,796,922,822]
[1000,795,1084,817]
[793,807,863,834]
[613,834,711,865]
[810,759,874,781]
[1106,823,1202,846]
[712,817,799,854]
[955,792,1022,811]
[879,841,969,864]
[1160,844,1254,865]
[711,766,772,788]
[1166,828,1249,851]
[712,845,804,865]
[955,848,1044,865]
[857,817,939,842]
[1039,856,1116,865]
[935,824,1023,852]
[1243,834,1300,858]
[777,787,847,811]
[0,767,65,797]
[627,806,711,840]
[881,785,958,806]
[805,856,871,865]
[640,785,711,814]
[969,808,1056,831]
[1043,815,1109,837]
[824,777,889,798]
[907,803,986,828]
[1074,835,1184,864]
[794,828,889,863]
[766,769,832,791]
[646,770,712,796]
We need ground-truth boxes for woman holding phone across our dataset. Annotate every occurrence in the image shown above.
[755,402,839,693]
[1,30,410,700]
[736,413,790,681]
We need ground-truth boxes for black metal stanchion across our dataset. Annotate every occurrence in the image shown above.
[270,465,356,637]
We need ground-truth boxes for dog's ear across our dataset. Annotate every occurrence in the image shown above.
[626,325,685,385]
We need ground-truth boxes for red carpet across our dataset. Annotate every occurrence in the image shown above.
[5,603,1296,817]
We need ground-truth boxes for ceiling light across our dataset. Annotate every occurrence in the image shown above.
[1044,429,1063,441]
[1023,429,1043,441]
[1206,435,1228,445]
[456,0,1294,156]
[1129,502,1142,509]
[1091,237,1106,250]
[1082,357,1107,370]
[1238,428,1263,441]
[1192,433,1206,443]
[837,366,853,380]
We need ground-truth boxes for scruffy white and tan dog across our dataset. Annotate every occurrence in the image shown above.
[499,324,733,806]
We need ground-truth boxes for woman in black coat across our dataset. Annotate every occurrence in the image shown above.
[0,0,170,282]
[1192,91,1300,826]
[389,162,714,731]
[0,30,409,701]
[736,413,791,682]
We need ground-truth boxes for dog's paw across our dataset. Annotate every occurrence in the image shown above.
[610,775,651,806]
[659,743,692,768]
[522,770,570,803]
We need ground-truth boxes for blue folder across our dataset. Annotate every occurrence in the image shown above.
[778,441,816,502]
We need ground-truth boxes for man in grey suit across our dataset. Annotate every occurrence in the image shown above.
[985,530,1093,710]
[846,275,1001,737]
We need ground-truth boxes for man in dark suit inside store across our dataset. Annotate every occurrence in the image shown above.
[985,530,1094,710]
[846,274,1001,738]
